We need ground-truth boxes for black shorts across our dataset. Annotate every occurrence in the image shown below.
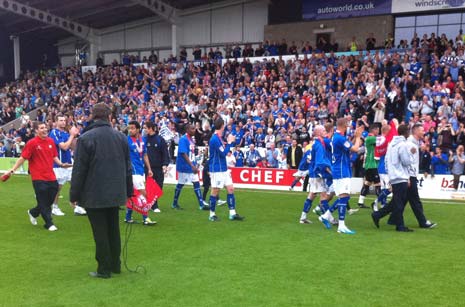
[364,168,380,184]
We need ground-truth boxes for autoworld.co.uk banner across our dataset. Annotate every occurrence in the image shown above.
[302,0,392,20]
[303,0,465,20]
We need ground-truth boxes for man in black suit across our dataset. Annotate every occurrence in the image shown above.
[286,139,303,170]
[70,103,133,279]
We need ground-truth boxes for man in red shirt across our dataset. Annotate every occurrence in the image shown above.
[6,121,71,231]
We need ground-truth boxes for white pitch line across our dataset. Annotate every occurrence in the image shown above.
[235,189,464,205]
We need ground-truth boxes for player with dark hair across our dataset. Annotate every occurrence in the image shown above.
[7,121,72,231]
[171,123,209,211]
[207,118,244,221]
[357,125,381,209]
[125,120,156,225]
[49,114,86,216]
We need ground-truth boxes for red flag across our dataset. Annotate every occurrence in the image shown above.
[1,173,11,182]
[147,177,163,201]
[126,177,163,215]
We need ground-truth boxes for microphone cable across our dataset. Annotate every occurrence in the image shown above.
[122,220,147,274]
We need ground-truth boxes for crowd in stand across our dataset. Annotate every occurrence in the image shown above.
[2,31,465,178]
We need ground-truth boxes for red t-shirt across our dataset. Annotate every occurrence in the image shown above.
[21,136,58,181]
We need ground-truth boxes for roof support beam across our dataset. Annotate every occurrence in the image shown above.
[130,0,178,24]
[0,0,98,43]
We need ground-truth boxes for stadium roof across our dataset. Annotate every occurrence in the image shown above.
[0,0,226,41]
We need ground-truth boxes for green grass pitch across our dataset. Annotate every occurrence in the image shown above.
[1,176,464,306]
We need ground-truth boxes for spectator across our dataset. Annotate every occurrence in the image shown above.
[407,95,421,121]
[233,146,245,167]
[193,47,202,60]
[372,98,386,124]
[431,147,450,175]
[264,128,275,149]
[449,145,465,190]
[366,33,376,50]
[0,141,5,157]
[384,33,394,49]
[286,139,302,169]
[437,119,455,152]
[245,144,261,167]
[347,36,359,52]
[265,143,279,168]
[226,150,236,168]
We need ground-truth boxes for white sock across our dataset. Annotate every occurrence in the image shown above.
[210,211,216,217]
[322,210,331,220]
[300,212,307,220]
[338,219,346,228]
[328,213,335,223]
[52,203,58,209]
[229,209,237,216]
[358,195,365,204]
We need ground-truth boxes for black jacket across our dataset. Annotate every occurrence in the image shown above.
[145,133,170,169]
[286,145,303,168]
[70,120,133,208]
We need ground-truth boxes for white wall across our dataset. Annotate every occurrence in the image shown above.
[182,11,211,46]
[152,22,171,48]
[244,1,269,43]
[60,56,75,67]
[57,42,75,55]
[57,0,268,66]
[211,5,242,43]
[101,31,124,50]
[103,53,120,65]
[126,24,151,49]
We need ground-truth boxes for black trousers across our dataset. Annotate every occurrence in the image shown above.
[390,182,409,229]
[453,174,461,190]
[408,177,427,227]
[202,167,211,200]
[86,207,121,275]
[374,181,408,229]
[150,168,165,209]
[31,180,58,228]
[302,175,309,192]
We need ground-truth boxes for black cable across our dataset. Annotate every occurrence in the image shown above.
[122,220,147,274]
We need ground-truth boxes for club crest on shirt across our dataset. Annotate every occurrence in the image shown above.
[344,141,351,148]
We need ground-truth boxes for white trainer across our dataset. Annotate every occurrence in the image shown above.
[337,226,356,235]
[217,200,227,206]
[52,204,65,216]
[74,205,87,215]
[153,208,161,213]
[27,210,37,226]
[348,208,359,215]
[202,200,210,207]
[299,218,312,224]
[48,225,58,232]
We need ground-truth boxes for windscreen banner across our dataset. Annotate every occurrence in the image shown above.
[392,0,465,13]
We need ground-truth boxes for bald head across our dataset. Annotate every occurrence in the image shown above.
[313,125,325,137]
[381,124,391,135]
